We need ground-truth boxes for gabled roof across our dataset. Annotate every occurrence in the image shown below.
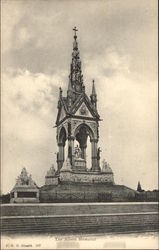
[70,93,100,119]
[56,92,100,125]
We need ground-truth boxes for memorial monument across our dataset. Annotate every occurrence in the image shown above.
[40,28,136,202]
[10,28,137,202]
[46,27,114,185]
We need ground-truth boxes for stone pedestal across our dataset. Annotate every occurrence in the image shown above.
[72,158,87,172]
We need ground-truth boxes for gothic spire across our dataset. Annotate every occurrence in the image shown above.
[68,27,84,96]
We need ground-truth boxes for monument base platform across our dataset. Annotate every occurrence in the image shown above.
[40,183,137,203]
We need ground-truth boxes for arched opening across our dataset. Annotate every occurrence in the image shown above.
[74,123,97,171]
[75,126,88,160]
[59,127,66,145]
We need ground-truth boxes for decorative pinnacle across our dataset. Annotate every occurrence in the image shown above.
[92,79,96,96]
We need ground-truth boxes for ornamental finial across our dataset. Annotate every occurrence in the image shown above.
[73,26,78,39]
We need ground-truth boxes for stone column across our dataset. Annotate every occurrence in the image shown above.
[68,136,75,166]
[81,146,86,160]
[62,143,65,165]
[57,142,64,171]
[91,139,99,172]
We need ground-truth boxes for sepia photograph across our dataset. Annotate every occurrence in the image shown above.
[1,0,158,249]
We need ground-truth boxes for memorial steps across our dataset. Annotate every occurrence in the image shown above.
[1,203,158,234]
[1,213,158,234]
[1,202,158,217]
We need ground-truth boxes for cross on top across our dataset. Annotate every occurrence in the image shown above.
[73,26,78,36]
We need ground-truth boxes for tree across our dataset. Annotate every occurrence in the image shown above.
[0,193,10,203]
[137,181,142,192]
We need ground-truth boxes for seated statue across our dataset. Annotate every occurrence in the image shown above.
[74,145,82,158]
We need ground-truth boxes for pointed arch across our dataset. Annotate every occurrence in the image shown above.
[74,123,94,141]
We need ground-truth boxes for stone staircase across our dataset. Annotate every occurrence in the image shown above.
[1,203,158,234]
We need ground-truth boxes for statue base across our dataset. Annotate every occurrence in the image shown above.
[72,158,87,172]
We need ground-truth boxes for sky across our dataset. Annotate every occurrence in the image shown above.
[1,0,158,193]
